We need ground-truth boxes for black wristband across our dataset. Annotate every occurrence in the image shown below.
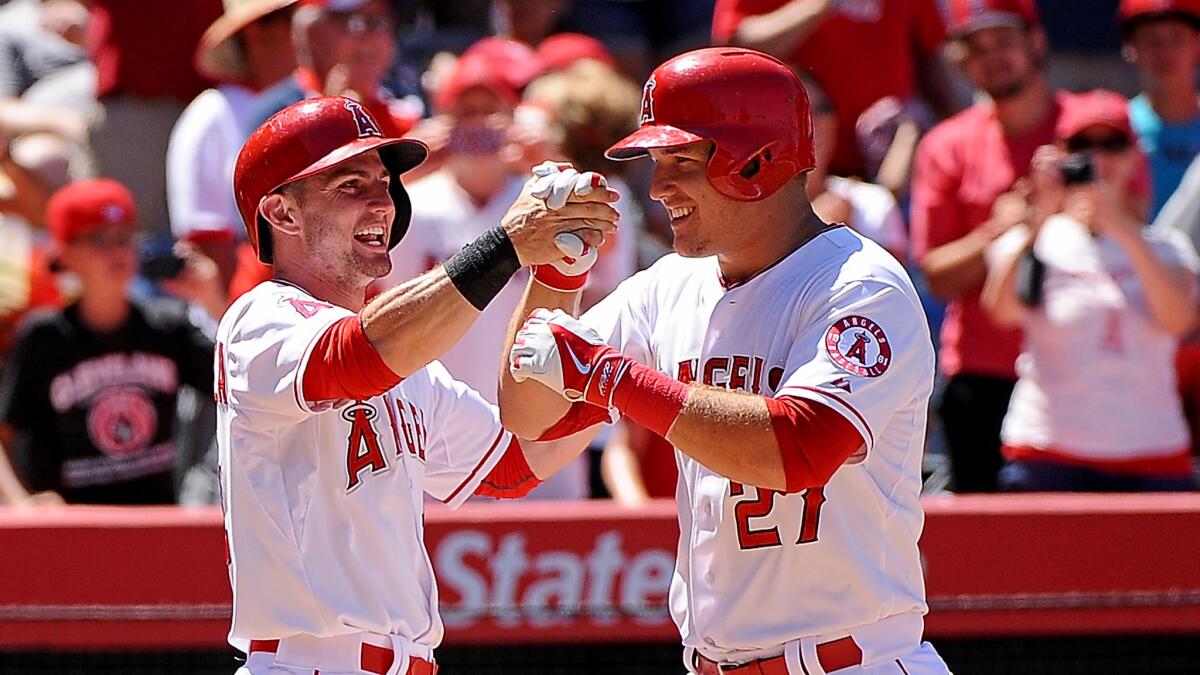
[445,226,521,311]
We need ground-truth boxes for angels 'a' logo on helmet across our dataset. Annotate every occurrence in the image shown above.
[345,99,382,138]
[639,77,656,125]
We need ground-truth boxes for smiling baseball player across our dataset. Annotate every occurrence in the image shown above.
[215,96,617,674]
[499,48,948,674]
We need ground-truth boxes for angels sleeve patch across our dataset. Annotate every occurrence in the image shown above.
[824,315,891,378]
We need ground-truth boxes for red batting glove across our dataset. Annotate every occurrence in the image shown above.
[509,308,632,418]
[511,309,691,437]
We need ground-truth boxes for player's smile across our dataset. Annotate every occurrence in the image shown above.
[352,222,388,249]
[666,204,696,226]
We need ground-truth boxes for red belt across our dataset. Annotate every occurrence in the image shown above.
[694,636,863,674]
[249,639,437,675]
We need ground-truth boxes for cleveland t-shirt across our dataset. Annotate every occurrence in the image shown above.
[0,298,214,503]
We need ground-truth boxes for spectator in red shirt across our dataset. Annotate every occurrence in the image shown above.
[911,0,1073,493]
[86,0,225,239]
[712,0,955,177]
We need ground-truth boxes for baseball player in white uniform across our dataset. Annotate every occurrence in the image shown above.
[216,96,618,674]
[499,49,951,675]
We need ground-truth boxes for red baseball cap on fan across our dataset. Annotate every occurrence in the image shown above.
[1118,0,1200,29]
[462,37,544,91]
[536,33,616,72]
[946,0,1040,39]
[1055,90,1135,141]
[46,178,137,245]
[435,52,523,111]
[435,37,544,111]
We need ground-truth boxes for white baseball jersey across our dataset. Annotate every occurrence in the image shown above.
[214,280,510,651]
[582,226,935,662]
[377,169,641,499]
[993,216,1200,459]
[379,170,641,400]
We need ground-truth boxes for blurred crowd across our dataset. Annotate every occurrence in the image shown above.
[2,0,1200,506]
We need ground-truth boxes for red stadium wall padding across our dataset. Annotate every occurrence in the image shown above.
[0,494,1198,650]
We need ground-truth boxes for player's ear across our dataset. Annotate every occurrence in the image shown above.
[260,191,302,237]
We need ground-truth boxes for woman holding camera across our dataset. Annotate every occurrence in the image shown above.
[982,90,1200,492]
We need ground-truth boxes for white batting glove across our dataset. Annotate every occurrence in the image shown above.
[510,308,632,423]
[527,162,606,291]
[529,162,607,209]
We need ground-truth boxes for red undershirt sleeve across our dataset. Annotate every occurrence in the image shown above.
[535,402,612,441]
[765,395,865,493]
[302,315,402,403]
[475,438,542,498]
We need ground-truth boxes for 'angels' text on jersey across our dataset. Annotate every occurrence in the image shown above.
[213,281,509,654]
[582,227,935,663]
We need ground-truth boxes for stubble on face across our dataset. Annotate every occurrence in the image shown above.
[290,182,393,289]
[649,142,724,259]
[673,228,713,258]
[963,28,1041,102]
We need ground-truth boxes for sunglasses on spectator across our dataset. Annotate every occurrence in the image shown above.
[329,12,392,35]
[75,228,137,248]
[1066,133,1133,154]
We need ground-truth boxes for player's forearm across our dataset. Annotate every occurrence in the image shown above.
[730,0,834,59]
[521,425,599,480]
[498,280,579,438]
[365,225,526,377]
[666,387,789,492]
[361,267,483,378]
[511,313,864,491]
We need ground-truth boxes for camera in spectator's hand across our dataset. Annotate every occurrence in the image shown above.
[1059,152,1094,186]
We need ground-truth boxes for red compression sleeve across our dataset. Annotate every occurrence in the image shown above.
[536,402,612,440]
[766,395,864,493]
[610,361,690,438]
[302,316,402,402]
[531,264,588,292]
[475,438,542,498]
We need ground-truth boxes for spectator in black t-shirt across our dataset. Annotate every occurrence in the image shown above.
[0,178,214,505]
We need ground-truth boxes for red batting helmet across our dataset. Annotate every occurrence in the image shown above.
[234,96,428,264]
[605,47,815,201]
